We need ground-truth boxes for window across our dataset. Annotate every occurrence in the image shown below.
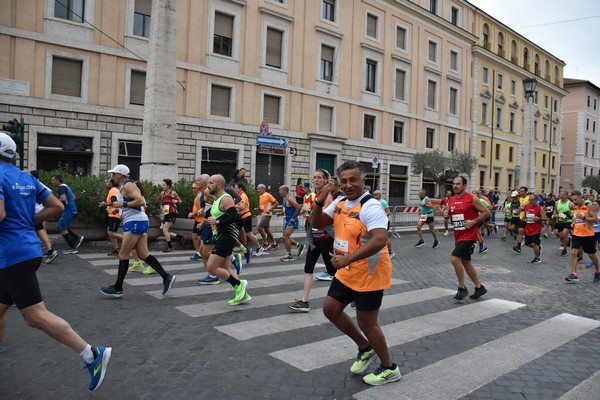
[263,94,280,124]
[588,96,591,107]
[543,123,548,142]
[322,0,335,22]
[426,128,435,148]
[448,132,456,151]
[319,105,333,133]
[450,50,458,71]
[51,57,82,97]
[393,121,404,144]
[508,174,513,189]
[497,73,503,90]
[449,87,458,115]
[395,69,406,100]
[213,12,233,57]
[482,24,489,49]
[396,26,407,50]
[482,66,489,84]
[553,127,557,144]
[552,156,555,169]
[365,59,377,92]
[497,32,504,56]
[586,142,589,156]
[481,102,488,124]
[554,99,558,112]
[593,144,596,158]
[133,0,151,38]
[320,45,334,81]
[509,146,514,162]
[511,40,517,62]
[430,0,438,14]
[495,143,501,160]
[534,120,538,140]
[55,0,84,23]
[266,28,283,68]
[118,140,142,180]
[366,13,378,39]
[129,70,145,105]
[534,91,539,104]
[363,115,375,139]
[210,85,231,117]
[479,170,486,188]
[496,107,502,128]
[428,41,437,62]
[481,140,486,157]
[451,7,459,26]
[595,99,597,110]
[510,79,516,96]
[541,177,546,192]
[544,95,549,109]
[509,112,515,132]
[594,121,597,133]
[427,80,437,109]
[587,118,590,130]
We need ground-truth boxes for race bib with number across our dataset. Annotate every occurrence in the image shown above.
[452,214,465,230]
[162,205,170,215]
[526,213,535,223]
[333,238,349,254]
[419,214,428,222]
[546,206,554,213]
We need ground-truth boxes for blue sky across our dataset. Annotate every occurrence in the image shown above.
[468,0,600,87]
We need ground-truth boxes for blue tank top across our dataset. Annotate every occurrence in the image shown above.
[284,196,296,219]
[58,183,77,213]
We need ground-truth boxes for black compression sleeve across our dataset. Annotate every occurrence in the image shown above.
[217,206,240,226]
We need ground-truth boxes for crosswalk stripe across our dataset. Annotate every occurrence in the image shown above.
[85,251,287,266]
[354,313,600,400]
[77,251,198,260]
[558,369,600,400]
[269,298,526,372]
[215,287,455,340]
[174,279,409,317]
[117,262,316,284]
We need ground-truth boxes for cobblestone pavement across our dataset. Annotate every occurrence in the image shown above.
[1,229,600,399]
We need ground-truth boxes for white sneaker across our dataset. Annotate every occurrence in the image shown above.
[315,272,333,281]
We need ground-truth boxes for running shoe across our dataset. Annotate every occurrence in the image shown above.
[142,266,156,275]
[578,256,584,263]
[296,243,306,257]
[469,285,487,299]
[479,246,488,254]
[288,299,310,312]
[561,249,568,256]
[263,244,272,251]
[44,249,58,265]
[128,261,145,272]
[180,235,187,247]
[443,231,449,237]
[453,287,469,301]
[501,236,506,241]
[76,236,85,249]
[565,273,579,283]
[587,261,595,268]
[232,279,248,303]
[414,239,425,247]
[539,244,543,257]
[107,249,119,257]
[270,242,279,250]
[389,251,395,259]
[543,234,548,238]
[512,246,521,254]
[363,364,401,386]
[162,247,175,253]
[62,248,78,255]
[228,292,251,305]
[280,253,295,262]
[189,253,202,261]
[198,275,220,285]
[100,285,123,298]
[244,247,252,265]
[350,348,378,374]
[494,224,498,233]
[85,346,112,391]
[315,272,333,281]
[256,247,265,256]
[594,272,600,283]
[232,253,243,275]
[559,245,565,251]
[162,275,177,295]
[432,240,440,249]
[531,258,541,264]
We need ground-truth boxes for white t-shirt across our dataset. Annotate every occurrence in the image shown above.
[323,192,389,231]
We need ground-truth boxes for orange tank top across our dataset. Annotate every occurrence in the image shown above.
[192,193,203,223]
[332,197,391,292]
[572,205,594,237]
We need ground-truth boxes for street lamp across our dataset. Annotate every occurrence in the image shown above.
[521,77,537,191]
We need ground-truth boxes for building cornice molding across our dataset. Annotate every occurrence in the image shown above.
[315,26,343,39]
[258,6,293,23]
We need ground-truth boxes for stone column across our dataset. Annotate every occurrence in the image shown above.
[139,0,178,184]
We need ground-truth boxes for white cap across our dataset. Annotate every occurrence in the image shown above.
[107,164,130,176]
[511,190,519,197]
[0,131,17,159]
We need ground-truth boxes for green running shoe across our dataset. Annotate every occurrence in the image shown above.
[350,348,377,374]
[363,364,401,386]
[228,292,251,305]
[128,261,144,272]
[142,266,156,275]
[232,279,247,303]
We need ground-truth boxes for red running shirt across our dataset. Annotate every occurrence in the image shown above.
[524,204,543,236]
[448,192,479,243]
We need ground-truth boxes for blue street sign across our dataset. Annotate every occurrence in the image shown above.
[257,135,287,147]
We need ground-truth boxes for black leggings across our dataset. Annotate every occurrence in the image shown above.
[304,236,335,276]
[0,257,43,309]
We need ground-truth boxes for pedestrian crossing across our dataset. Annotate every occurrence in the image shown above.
[81,248,600,399]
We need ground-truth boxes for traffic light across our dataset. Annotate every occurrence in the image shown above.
[2,117,25,169]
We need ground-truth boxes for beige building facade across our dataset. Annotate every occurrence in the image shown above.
[561,78,600,193]
[470,7,566,195]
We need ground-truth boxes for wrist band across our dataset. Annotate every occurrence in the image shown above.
[314,199,324,207]
[123,202,128,208]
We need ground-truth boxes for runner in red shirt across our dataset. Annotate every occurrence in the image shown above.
[523,194,546,264]
[445,176,490,302]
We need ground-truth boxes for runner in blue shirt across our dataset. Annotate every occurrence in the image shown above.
[0,132,111,391]
[51,174,84,254]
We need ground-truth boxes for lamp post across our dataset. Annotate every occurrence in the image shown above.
[521,77,537,191]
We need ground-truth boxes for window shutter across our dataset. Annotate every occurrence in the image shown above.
[51,57,82,97]
[135,0,152,15]
[266,28,282,68]
[210,85,231,117]
[319,106,332,132]
[321,45,334,63]
[395,69,405,100]
[367,15,377,37]
[264,95,280,124]
[130,70,146,105]
[427,80,436,109]
[215,12,233,38]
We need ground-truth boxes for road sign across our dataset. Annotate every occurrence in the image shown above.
[372,156,379,169]
[287,147,297,156]
[259,120,269,135]
[258,145,286,155]
[257,135,287,147]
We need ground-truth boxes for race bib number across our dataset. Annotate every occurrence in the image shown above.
[333,238,349,254]
[512,209,520,216]
[546,206,554,213]
[526,213,535,223]
[419,214,428,222]
[452,214,465,230]
[162,205,170,215]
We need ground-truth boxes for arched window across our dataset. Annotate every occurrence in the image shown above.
[554,65,560,84]
[523,47,529,69]
[497,32,504,56]
[534,54,540,76]
[511,40,517,62]
[482,24,489,49]
[544,60,550,79]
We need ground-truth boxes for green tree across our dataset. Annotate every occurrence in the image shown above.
[582,175,600,194]
[412,150,476,196]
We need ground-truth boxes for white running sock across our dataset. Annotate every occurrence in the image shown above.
[80,344,94,363]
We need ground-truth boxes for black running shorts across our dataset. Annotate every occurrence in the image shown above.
[106,216,121,232]
[451,240,476,261]
[211,238,236,258]
[327,277,383,312]
[0,258,43,309]
[572,235,596,254]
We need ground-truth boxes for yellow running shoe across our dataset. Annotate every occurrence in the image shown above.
[142,266,156,275]
[128,261,145,272]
